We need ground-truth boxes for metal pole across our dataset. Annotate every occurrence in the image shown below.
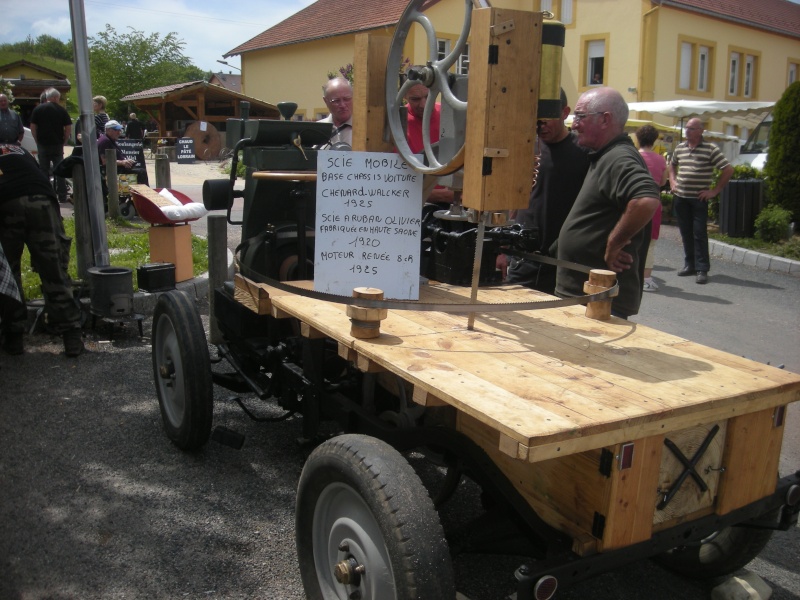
[69,0,109,267]
[207,215,228,344]
[71,163,93,280]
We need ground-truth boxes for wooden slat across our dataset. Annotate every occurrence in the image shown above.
[234,274,272,315]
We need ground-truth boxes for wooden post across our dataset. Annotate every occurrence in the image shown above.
[155,154,171,189]
[207,215,228,344]
[352,33,394,153]
[105,148,120,219]
[346,287,388,339]
[583,269,618,320]
[71,163,93,280]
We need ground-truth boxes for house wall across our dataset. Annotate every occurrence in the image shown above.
[238,0,797,136]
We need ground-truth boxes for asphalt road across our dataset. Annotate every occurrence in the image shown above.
[1,219,798,600]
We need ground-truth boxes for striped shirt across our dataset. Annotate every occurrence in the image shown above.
[671,139,729,198]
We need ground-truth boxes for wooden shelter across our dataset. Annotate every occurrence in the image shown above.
[121,81,280,158]
[0,60,71,126]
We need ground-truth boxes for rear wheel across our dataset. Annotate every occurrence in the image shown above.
[151,291,213,450]
[654,517,775,579]
[296,434,455,599]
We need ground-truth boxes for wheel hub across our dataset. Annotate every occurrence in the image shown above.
[333,556,365,586]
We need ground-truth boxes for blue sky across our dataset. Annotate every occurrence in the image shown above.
[0,0,316,73]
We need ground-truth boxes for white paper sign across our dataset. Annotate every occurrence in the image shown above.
[315,151,423,299]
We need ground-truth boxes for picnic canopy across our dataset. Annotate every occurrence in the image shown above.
[627,100,774,133]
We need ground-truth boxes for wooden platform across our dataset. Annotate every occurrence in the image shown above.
[254,279,799,458]
[239,277,800,552]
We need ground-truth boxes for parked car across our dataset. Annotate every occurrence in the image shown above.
[733,112,771,169]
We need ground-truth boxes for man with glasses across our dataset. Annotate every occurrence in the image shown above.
[554,87,660,319]
[503,89,590,294]
[318,77,353,148]
[669,118,733,284]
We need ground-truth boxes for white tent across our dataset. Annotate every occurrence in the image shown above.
[627,100,774,130]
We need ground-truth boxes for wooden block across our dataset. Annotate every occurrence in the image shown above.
[461,8,541,212]
[584,269,617,321]
[346,305,388,321]
[411,386,449,407]
[352,33,394,153]
[148,224,193,282]
[301,322,326,339]
[234,274,272,315]
[337,343,358,362]
[356,353,386,373]
[130,184,175,208]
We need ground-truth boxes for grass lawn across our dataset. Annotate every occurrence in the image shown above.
[20,217,209,300]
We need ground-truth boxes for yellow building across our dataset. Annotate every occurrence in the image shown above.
[226,0,799,137]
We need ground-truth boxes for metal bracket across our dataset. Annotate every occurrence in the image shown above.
[491,19,515,37]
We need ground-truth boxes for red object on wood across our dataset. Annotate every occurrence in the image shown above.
[130,188,200,225]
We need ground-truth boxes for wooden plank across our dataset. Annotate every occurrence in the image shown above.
[462,8,541,212]
[300,322,326,339]
[716,407,784,514]
[234,274,272,315]
[601,436,663,550]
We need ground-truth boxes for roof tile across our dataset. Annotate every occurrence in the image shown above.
[226,0,440,56]
[661,0,800,38]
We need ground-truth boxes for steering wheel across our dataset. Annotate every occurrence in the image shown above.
[386,0,486,175]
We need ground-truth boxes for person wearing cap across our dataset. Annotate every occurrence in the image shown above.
[97,119,149,186]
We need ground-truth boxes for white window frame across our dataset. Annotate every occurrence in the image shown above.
[729,52,740,96]
[697,46,710,92]
[744,55,755,98]
[587,40,605,86]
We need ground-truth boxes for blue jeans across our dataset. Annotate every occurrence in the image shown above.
[674,195,710,272]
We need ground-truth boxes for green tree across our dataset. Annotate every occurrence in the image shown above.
[34,34,73,61]
[88,26,205,118]
[763,81,800,220]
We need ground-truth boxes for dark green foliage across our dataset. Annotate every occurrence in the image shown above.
[763,82,800,220]
[754,204,792,243]
[0,35,73,61]
[88,26,206,119]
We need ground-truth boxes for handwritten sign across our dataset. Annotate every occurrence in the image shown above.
[177,138,195,164]
[314,151,423,300]
[116,139,145,168]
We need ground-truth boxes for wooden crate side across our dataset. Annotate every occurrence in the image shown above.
[457,411,605,555]
[462,8,540,212]
[716,406,784,514]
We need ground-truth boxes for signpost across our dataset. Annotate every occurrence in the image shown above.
[177,138,195,164]
[314,151,423,300]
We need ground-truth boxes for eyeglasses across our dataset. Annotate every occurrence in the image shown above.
[327,96,352,105]
[685,127,702,131]
[572,111,604,122]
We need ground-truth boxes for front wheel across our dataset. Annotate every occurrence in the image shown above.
[296,434,455,599]
[151,291,213,450]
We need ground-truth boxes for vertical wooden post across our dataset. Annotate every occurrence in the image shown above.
[207,215,228,344]
[105,149,120,219]
[583,269,617,320]
[155,154,171,189]
[352,33,394,153]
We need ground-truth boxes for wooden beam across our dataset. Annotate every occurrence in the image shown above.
[352,33,394,153]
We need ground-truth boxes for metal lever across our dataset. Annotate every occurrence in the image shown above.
[291,133,308,160]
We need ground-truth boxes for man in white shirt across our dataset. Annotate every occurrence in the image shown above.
[317,77,353,148]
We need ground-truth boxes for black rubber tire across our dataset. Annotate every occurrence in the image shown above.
[654,520,775,579]
[119,200,136,219]
[296,434,455,600]
[151,291,213,451]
